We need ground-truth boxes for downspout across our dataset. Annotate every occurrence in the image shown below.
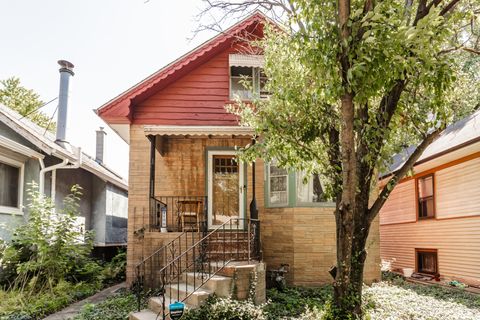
[38,149,83,198]
[39,158,68,195]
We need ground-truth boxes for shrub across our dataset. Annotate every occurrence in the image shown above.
[263,286,332,319]
[1,185,96,292]
[0,280,99,319]
[183,295,267,320]
[99,250,126,285]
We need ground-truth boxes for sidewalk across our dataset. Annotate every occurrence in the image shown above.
[43,282,127,320]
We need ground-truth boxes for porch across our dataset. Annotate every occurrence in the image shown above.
[144,127,260,233]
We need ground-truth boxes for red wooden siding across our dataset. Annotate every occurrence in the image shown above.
[133,48,238,125]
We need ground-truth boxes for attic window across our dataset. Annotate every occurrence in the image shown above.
[229,54,267,100]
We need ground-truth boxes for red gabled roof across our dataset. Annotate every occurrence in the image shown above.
[97,11,272,124]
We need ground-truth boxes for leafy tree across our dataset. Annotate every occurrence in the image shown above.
[202,0,480,317]
[0,77,56,131]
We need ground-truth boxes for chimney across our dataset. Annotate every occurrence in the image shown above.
[95,127,106,164]
[55,60,74,147]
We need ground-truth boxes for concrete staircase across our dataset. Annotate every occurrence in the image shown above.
[130,224,263,320]
[129,269,233,320]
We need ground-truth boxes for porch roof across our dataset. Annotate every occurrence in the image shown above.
[143,125,254,137]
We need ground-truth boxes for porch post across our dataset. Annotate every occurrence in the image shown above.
[249,138,260,259]
[149,135,156,199]
[148,135,156,230]
[249,160,258,219]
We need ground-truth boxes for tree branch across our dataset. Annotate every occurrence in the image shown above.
[440,0,462,16]
[367,127,443,223]
[463,47,480,55]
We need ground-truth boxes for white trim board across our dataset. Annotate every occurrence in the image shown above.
[0,154,24,215]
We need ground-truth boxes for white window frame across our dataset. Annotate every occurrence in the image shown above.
[229,66,267,101]
[266,161,289,207]
[0,154,24,215]
[295,171,335,207]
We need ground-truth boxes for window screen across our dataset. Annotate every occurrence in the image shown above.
[417,249,438,274]
[296,172,329,203]
[418,175,435,218]
[269,162,288,206]
[0,161,20,208]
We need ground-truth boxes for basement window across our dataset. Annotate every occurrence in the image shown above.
[417,174,435,219]
[416,249,438,275]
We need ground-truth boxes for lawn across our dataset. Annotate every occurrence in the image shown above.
[74,274,480,320]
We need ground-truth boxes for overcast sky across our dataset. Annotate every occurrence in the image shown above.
[0,0,220,178]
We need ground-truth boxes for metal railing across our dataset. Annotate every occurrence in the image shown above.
[134,217,261,318]
[133,221,207,311]
[149,196,207,232]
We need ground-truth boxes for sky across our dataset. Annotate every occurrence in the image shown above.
[0,0,219,178]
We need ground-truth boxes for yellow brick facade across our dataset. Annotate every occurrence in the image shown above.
[127,124,381,286]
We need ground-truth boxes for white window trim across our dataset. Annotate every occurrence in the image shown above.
[266,162,289,207]
[0,154,24,215]
[229,66,266,101]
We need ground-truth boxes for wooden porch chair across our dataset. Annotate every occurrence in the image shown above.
[178,200,204,232]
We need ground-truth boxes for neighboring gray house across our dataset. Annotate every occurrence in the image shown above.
[0,61,128,258]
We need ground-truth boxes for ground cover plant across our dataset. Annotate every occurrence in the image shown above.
[74,289,145,320]
[0,185,126,320]
[183,274,480,320]
[72,273,480,320]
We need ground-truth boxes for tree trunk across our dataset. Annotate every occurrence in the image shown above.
[333,206,371,318]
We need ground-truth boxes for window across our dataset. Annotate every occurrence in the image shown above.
[0,156,23,214]
[268,161,288,206]
[266,163,333,207]
[417,174,435,219]
[416,249,438,275]
[230,66,267,100]
[296,172,330,203]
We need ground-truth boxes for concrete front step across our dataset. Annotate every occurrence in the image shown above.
[164,283,212,306]
[183,272,232,297]
[129,309,158,320]
[148,296,195,314]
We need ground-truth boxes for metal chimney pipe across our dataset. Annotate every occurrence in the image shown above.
[95,127,106,164]
[55,60,74,147]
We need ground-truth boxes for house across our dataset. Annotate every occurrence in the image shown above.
[96,12,380,314]
[379,110,480,286]
[0,61,128,258]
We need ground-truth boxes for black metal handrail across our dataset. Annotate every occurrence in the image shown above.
[150,196,207,232]
[135,217,261,318]
[133,221,207,310]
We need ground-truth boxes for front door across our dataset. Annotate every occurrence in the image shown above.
[207,150,244,229]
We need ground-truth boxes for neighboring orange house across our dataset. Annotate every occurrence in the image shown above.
[96,13,380,313]
[380,110,480,286]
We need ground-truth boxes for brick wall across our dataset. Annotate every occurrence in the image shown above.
[127,125,381,285]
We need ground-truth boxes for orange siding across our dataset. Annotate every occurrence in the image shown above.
[380,180,416,225]
[380,156,480,285]
[381,218,480,285]
[436,157,480,219]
